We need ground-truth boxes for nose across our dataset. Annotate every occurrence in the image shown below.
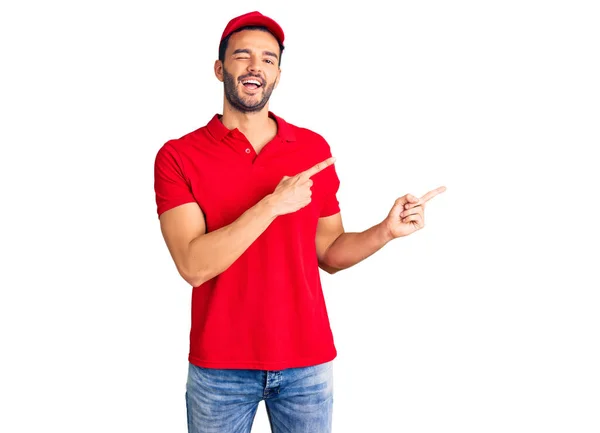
[247,55,262,74]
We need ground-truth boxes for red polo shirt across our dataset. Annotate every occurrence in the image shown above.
[154,112,341,370]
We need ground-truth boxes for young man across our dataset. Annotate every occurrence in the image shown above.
[154,11,446,433]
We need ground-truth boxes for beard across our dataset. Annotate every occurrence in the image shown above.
[223,67,276,113]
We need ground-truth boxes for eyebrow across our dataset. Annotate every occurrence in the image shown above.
[232,48,279,60]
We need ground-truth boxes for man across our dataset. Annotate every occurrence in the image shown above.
[154,10,446,433]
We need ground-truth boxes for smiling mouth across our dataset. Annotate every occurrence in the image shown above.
[241,78,263,90]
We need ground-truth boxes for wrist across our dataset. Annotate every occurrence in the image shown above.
[377,220,395,244]
[260,194,280,220]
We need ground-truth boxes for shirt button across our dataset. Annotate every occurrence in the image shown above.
[245,148,251,154]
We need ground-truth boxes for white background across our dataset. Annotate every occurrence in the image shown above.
[1,0,599,432]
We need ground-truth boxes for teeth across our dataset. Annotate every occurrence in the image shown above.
[242,79,261,86]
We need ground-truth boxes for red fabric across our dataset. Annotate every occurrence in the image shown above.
[220,11,285,45]
[154,112,340,370]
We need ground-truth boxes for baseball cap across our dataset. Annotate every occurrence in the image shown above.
[220,11,285,47]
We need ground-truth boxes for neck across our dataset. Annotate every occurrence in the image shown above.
[220,103,272,136]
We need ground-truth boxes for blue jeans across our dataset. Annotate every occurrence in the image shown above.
[185,360,334,433]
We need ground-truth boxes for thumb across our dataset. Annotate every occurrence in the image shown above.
[395,193,419,207]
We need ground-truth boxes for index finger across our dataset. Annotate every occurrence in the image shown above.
[420,186,447,203]
[299,156,336,179]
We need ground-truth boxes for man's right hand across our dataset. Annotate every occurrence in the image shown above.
[268,156,336,217]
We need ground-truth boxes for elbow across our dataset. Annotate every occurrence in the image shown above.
[185,275,205,288]
[319,259,342,275]
[329,265,344,274]
[180,265,209,288]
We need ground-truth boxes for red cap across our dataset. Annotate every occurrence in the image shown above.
[220,11,285,46]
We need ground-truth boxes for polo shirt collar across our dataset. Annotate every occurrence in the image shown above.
[206,111,296,142]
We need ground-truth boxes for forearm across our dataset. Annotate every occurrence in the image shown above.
[322,222,393,272]
[185,196,277,286]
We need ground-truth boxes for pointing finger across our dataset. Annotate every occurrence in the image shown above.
[420,186,447,203]
[299,157,336,179]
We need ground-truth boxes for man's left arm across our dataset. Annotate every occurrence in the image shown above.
[316,186,446,274]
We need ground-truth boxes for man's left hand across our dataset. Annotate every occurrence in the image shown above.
[382,186,447,239]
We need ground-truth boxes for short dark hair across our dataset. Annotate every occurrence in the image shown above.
[218,25,284,67]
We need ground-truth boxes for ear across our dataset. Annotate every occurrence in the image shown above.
[214,60,224,82]
[274,68,281,89]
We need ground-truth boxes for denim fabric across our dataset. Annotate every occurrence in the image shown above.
[185,360,334,433]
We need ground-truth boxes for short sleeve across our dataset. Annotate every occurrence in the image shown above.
[320,165,340,217]
[319,137,341,217]
[154,142,196,217]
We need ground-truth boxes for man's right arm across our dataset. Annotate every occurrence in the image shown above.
[158,156,336,287]
[159,196,278,287]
